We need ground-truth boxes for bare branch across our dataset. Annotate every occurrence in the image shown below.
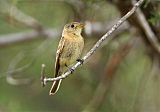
[41,64,46,87]
[41,0,144,85]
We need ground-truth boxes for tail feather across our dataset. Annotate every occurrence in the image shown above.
[49,59,61,95]
[49,79,62,95]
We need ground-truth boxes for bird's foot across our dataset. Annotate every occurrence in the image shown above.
[76,59,84,65]
[69,68,74,74]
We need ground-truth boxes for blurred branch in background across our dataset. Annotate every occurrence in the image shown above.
[132,0,160,54]
[7,52,32,85]
[0,28,60,47]
[0,21,129,48]
[0,0,59,47]
[41,0,144,86]
[5,39,53,85]
[130,54,160,112]
[110,0,160,55]
[83,37,137,112]
[0,0,43,30]
[84,20,129,36]
[0,0,129,48]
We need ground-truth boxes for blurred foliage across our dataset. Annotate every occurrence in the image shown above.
[148,12,160,25]
[0,0,160,112]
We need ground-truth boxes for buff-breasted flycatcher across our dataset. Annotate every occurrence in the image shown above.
[49,22,85,95]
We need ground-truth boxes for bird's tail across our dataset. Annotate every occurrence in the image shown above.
[49,79,62,95]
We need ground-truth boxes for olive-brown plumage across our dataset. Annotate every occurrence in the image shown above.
[49,22,84,95]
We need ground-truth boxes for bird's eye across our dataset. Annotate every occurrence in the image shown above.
[71,24,74,28]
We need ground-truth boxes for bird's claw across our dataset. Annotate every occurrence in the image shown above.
[69,68,74,74]
[76,59,84,65]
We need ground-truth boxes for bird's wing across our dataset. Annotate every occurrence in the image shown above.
[55,36,65,77]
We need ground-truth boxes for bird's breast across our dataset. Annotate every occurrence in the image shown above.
[60,35,84,66]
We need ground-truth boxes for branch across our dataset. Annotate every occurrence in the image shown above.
[41,0,144,86]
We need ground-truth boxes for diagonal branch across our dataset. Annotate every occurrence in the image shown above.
[41,0,144,86]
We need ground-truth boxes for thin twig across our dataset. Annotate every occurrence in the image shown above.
[41,64,46,87]
[41,0,144,85]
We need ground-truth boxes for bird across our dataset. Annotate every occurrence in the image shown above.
[49,22,85,95]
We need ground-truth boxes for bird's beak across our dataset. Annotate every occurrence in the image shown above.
[79,23,85,28]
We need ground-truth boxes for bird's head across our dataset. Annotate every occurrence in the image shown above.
[63,22,84,36]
